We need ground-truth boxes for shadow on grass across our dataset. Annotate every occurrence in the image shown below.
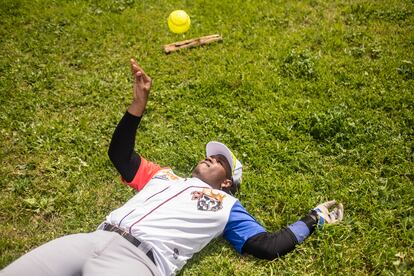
[178,238,238,275]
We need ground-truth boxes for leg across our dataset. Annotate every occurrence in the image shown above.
[1,232,99,276]
[83,232,160,276]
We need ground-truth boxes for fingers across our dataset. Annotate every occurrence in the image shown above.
[142,72,151,83]
[130,58,152,86]
[130,58,149,79]
[327,203,344,223]
[130,58,137,73]
[130,59,142,77]
[336,203,344,221]
[314,200,344,227]
[322,200,337,208]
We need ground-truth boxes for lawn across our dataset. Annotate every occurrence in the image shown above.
[0,0,413,274]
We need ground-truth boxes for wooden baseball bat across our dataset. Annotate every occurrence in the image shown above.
[163,34,223,54]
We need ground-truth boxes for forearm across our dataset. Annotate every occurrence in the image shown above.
[108,111,142,182]
[127,100,146,117]
[242,211,318,260]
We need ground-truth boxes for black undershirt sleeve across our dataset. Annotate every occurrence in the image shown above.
[242,212,318,260]
[108,111,142,182]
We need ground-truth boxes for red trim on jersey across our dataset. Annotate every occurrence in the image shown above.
[145,186,170,203]
[118,209,135,227]
[122,158,162,191]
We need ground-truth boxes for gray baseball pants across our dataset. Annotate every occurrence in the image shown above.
[1,230,161,276]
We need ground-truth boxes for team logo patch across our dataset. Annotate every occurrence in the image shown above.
[153,175,169,181]
[154,170,180,181]
[191,188,225,211]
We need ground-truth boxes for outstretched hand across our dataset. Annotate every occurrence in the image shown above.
[128,58,152,117]
[313,200,344,228]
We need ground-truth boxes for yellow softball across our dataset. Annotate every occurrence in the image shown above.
[168,10,191,34]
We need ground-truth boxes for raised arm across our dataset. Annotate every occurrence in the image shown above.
[108,59,152,182]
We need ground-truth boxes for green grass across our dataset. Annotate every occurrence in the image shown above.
[1,0,413,274]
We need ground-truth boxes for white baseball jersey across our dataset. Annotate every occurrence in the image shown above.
[102,158,265,276]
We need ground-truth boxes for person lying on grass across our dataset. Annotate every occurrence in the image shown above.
[1,58,344,276]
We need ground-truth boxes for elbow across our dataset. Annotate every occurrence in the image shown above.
[242,230,297,260]
[108,146,115,164]
[251,248,284,260]
[257,252,279,261]
[108,142,121,166]
[266,249,283,260]
[108,149,117,168]
[244,246,292,260]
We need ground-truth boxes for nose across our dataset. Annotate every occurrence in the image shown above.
[205,156,217,164]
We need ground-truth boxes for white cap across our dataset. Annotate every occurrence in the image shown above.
[206,141,242,193]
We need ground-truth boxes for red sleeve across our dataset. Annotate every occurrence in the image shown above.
[121,157,162,191]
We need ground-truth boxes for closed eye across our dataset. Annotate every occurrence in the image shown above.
[216,159,224,166]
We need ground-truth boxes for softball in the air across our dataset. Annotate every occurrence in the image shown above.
[168,10,191,34]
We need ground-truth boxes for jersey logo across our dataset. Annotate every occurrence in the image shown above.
[191,188,225,211]
[153,170,180,181]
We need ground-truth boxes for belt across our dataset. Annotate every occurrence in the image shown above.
[102,223,156,265]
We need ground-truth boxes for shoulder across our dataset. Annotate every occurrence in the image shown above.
[223,200,266,253]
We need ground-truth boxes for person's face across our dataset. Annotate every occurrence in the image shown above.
[191,154,232,190]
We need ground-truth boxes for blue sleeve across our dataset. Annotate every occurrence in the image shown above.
[287,221,310,243]
[223,201,266,253]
